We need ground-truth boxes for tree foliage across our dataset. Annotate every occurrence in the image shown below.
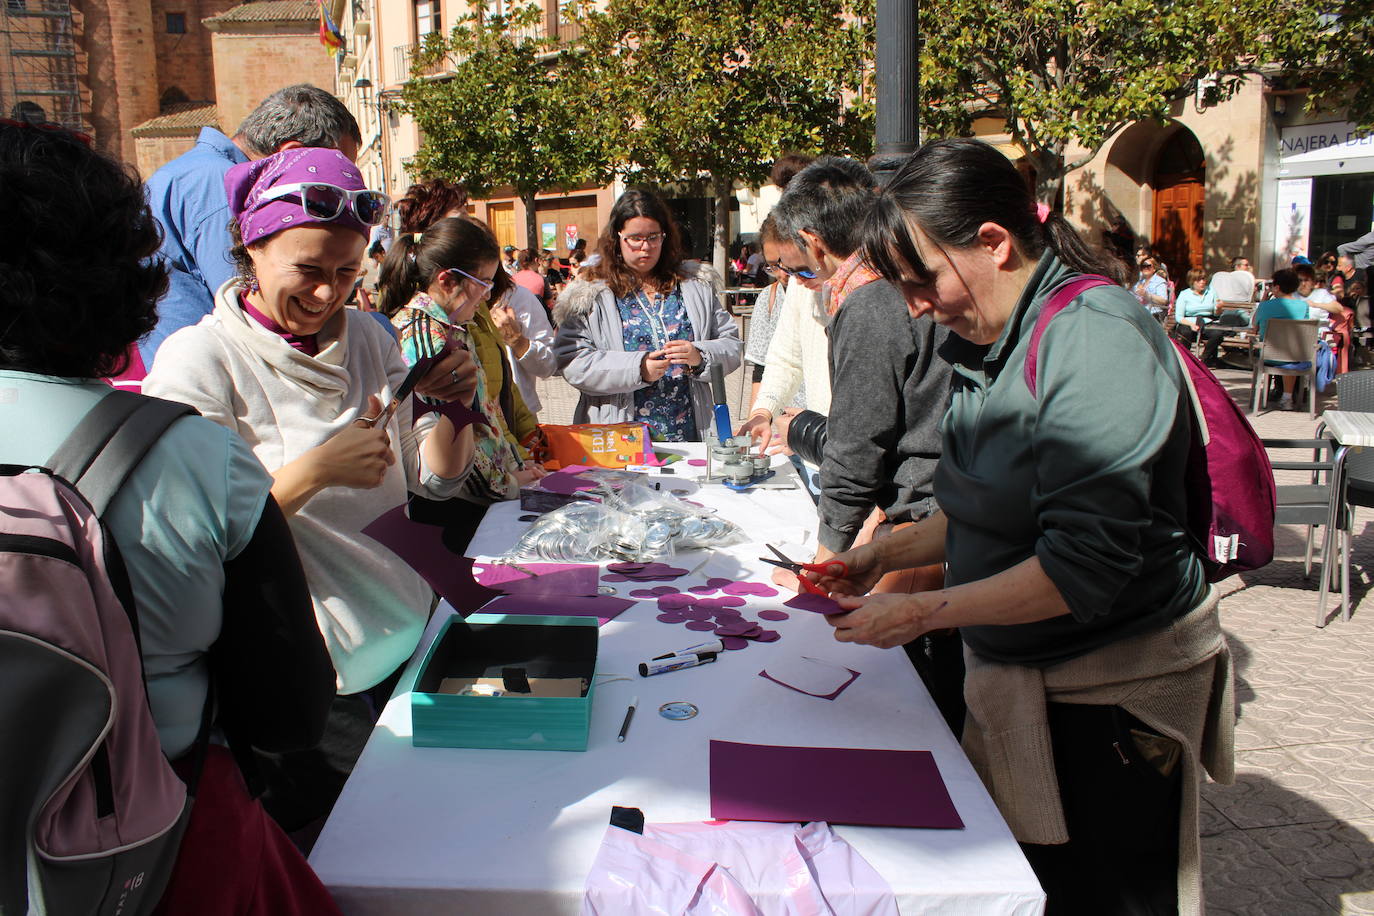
[402,2,612,249]
[571,0,874,271]
[917,0,1295,202]
[1284,2,1374,131]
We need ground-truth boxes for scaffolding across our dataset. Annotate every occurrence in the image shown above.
[0,0,84,132]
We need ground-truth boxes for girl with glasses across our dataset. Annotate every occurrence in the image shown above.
[379,218,548,506]
[144,147,478,833]
[554,189,742,441]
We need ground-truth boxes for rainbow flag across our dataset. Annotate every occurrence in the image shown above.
[318,0,344,57]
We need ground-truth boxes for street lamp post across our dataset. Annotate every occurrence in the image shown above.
[871,0,918,184]
[352,77,403,201]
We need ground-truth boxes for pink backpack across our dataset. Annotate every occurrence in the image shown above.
[1025,275,1276,582]
[1,391,199,915]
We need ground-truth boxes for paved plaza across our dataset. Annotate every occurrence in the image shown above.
[535,361,1374,914]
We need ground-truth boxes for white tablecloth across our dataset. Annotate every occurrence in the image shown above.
[309,447,1045,915]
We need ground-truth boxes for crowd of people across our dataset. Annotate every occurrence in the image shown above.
[13,81,1335,915]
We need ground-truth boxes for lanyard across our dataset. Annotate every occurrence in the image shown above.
[636,288,671,350]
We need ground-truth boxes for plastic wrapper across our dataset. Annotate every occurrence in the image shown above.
[609,481,745,552]
[503,502,653,563]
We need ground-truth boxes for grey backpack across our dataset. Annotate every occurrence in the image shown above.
[0,390,201,916]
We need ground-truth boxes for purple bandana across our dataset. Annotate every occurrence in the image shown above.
[224,147,371,247]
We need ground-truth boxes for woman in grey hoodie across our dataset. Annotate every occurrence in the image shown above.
[553,189,741,440]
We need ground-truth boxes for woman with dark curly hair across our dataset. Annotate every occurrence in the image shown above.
[0,120,338,910]
[553,189,741,440]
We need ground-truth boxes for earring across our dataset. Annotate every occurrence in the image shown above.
[247,276,260,293]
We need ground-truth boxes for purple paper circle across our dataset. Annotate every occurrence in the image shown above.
[657,594,695,609]
[601,574,630,582]
[608,562,647,572]
[688,584,718,595]
[685,620,718,632]
[755,630,781,642]
[706,577,733,588]
[629,589,659,599]
[721,636,749,650]
[757,610,790,621]
[714,622,754,636]
[714,596,747,607]
[687,458,708,466]
[683,608,712,621]
[652,585,680,595]
[656,613,686,624]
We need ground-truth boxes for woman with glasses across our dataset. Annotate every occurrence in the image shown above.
[1133,257,1170,319]
[808,139,1232,916]
[554,189,741,441]
[380,218,547,505]
[145,147,478,831]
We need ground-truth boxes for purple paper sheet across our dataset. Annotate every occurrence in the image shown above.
[473,563,600,598]
[709,741,963,829]
[783,593,848,615]
[417,396,489,438]
[361,506,500,614]
[478,593,634,626]
[539,470,599,495]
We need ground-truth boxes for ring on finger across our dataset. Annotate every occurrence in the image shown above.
[450,370,461,384]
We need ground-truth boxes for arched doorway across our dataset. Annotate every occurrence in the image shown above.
[1152,129,1205,282]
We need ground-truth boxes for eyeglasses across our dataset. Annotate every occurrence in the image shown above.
[619,232,666,249]
[775,262,818,280]
[444,266,494,293]
[1139,262,1155,269]
[257,182,391,226]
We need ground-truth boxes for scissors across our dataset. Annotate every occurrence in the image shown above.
[758,544,848,595]
[367,357,432,429]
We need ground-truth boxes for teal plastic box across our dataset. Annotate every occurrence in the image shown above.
[411,613,598,751]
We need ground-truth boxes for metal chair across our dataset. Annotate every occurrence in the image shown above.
[1251,318,1320,417]
[1263,436,1349,624]
[1328,371,1374,621]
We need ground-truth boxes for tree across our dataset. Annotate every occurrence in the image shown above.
[402,2,611,251]
[571,0,873,277]
[917,0,1295,204]
[1283,2,1374,132]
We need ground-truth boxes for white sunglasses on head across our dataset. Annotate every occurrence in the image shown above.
[257,181,391,226]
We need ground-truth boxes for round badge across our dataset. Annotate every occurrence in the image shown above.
[597,585,618,595]
[659,701,699,721]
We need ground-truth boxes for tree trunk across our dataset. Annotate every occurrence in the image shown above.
[711,174,731,282]
[1030,147,1066,210]
[523,190,540,252]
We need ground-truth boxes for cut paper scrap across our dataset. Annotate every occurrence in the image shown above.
[472,562,600,598]
[759,656,860,700]
[709,741,964,829]
[361,505,500,614]
[478,593,634,626]
[783,592,847,616]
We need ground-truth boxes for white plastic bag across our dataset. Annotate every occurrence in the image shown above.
[582,820,898,916]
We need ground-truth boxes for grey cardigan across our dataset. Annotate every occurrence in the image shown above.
[553,262,742,434]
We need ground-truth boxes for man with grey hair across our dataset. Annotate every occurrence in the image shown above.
[136,84,363,370]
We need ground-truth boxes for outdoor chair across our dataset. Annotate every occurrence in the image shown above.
[1263,436,1349,624]
[1250,318,1319,417]
[1327,370,1374,620]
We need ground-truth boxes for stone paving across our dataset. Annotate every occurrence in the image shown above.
[533,360,1374,914]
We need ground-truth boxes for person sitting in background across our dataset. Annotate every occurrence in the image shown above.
[554,188,741,441]
[0,117,338,913]
[513,248,548,303]
[1132,256,1169,318]
[1252,268,1313,409]
[144,148,478,833]
[1172,268,1227,367]
[742,214,806,412]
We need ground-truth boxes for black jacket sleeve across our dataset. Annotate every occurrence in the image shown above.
[212,496,335,753]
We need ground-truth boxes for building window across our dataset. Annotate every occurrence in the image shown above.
[415,0,439,38]
[166,12,186,33]
[6,0,26,11]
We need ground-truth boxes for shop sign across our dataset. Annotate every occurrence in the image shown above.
[1279,121,1374,165]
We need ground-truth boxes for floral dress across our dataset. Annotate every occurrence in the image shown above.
[391,292,526,502]
[616,284,698,441]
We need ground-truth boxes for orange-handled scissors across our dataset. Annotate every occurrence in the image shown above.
[759,544,848,595]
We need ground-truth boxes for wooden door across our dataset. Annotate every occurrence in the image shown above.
[487,202,516,249]
[1153,179,1205,282]
[535,195,600,255]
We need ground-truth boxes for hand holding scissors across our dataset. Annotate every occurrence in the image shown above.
[758,544,848,595]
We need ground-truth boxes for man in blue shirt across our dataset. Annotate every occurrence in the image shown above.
[139,85,362,370]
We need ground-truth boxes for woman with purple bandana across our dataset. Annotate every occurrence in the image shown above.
[145,147,479,831]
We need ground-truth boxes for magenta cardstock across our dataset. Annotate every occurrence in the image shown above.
[361,506,500,614]
[473,563,600,598]
[709,741,963,829]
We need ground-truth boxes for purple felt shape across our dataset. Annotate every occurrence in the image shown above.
[685,620,718,632]
[754,630,781,643]
[722,581,780,597]
[539,471,599,496]
[651,586,679,595]
[721,637,749,650]
[757,610,790,622]
[608,561,648,572]
[601,574,631,582]
[706,577,733,588]
[362,506,501,614]
[688,584,718,595]
[714,596,747,607]
[687,458,708,467]
[709,741,964,828]
[477,593,634,626]
[783,593,847,615]
[473,563,600,598]
[682,608,712,621]
[714,622,756,637]
[656,613,687,624]
[657,594,695,609]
